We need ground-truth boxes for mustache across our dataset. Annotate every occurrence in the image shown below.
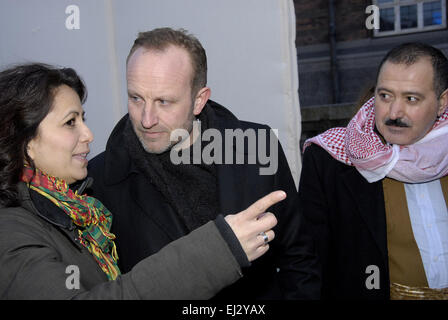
[384,118,410,128]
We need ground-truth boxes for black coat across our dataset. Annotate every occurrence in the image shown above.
[88,100,319,299]
[298,144,390,299]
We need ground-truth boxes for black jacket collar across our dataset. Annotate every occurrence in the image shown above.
[17,182,74,230]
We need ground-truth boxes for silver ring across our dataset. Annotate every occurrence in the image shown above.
[259,232,269,245]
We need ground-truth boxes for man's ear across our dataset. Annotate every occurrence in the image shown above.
[437,88,448,117]
[193,87,211,116]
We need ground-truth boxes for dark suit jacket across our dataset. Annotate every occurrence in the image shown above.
[88,100,319,300]
[299,144,390,299]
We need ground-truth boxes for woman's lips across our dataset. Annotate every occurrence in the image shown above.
[73,152,88,163]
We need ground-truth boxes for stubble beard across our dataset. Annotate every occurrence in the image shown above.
[134,111,196,155]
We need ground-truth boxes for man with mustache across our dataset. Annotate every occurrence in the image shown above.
[88,28,318,299]
[300,42,448,299]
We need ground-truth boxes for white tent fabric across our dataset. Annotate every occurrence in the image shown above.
[0,0,302,185]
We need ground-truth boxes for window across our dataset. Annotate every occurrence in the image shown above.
[373,0,447,36]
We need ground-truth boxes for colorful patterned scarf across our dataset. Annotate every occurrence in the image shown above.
[21,166,120,281]
[303,97,448,183]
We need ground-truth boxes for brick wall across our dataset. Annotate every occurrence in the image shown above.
[294,0,329,46]
[294,0,371,46]
[334,0,371,42]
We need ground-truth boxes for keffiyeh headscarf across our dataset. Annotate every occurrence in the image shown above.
[21,166,120,280]
[303,97,448,183]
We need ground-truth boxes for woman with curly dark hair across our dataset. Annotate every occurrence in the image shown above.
[0,63,283,299]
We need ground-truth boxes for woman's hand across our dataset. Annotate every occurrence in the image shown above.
[224,191,286,262]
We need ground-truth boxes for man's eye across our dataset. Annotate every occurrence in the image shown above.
[407,96,418,102]
[130,95,141,102]
[380,93,390,100]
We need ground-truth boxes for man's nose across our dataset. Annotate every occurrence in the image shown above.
[389,99,405,120]
[141,103,158,129]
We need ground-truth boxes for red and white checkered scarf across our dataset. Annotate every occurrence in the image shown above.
[303,97,448,183]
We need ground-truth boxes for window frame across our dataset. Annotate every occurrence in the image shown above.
[373,0,447,37]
